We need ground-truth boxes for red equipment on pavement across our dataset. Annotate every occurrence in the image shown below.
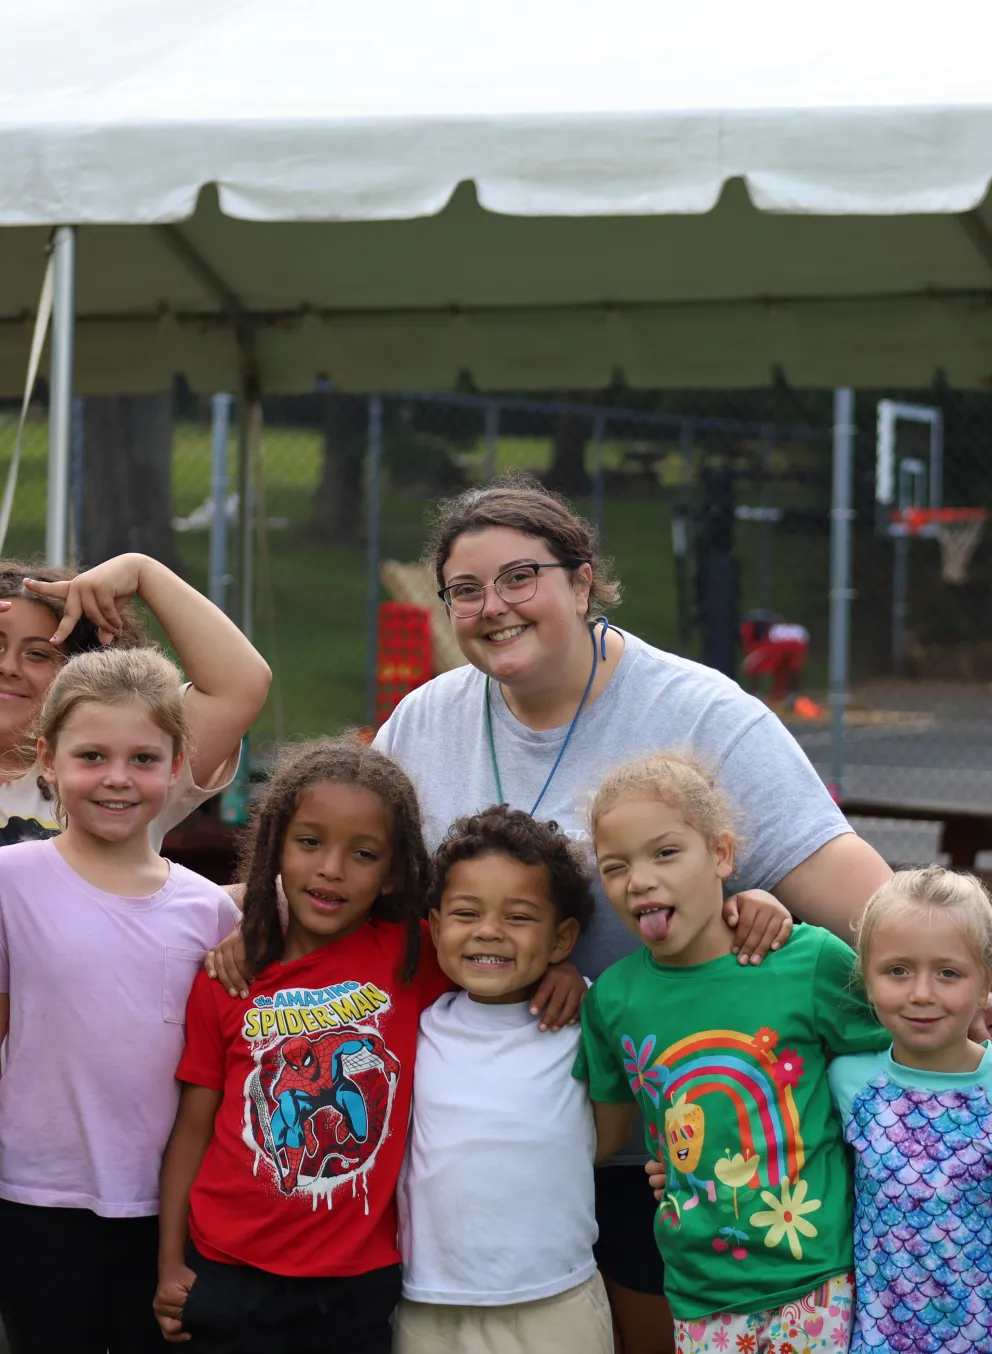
[376,603,433,726]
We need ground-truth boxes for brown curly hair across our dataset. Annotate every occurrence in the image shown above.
[0,559,147,657]
[239,737,430,981]
[426,473,621,617]
[430,804,595,931]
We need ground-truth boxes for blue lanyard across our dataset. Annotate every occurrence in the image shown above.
[484,618,610,816]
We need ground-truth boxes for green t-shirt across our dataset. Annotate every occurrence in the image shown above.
[574,926,888,1319]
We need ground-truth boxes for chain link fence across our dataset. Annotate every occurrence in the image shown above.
[2,385,990,868]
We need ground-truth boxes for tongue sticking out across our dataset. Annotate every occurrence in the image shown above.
[638,908,673,943]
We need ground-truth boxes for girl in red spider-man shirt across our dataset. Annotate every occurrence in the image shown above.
[153,737,447,1354]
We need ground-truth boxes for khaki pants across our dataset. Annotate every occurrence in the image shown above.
[394,1272,614,1354]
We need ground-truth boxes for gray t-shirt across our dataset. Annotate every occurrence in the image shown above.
[374,628,851,978]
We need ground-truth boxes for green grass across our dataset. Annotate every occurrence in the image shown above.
[0,419,831,748]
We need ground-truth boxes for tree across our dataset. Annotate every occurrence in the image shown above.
[544,400,591,495]
[310,392,367,546]
[80,394,183,570]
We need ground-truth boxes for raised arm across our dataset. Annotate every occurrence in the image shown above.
[774,834,892,940]
[27,554,271,786]
[154,1083,222,1344]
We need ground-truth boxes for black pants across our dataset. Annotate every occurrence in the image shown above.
[181,1245,401,1354]
[593,1163,667,1296]
[0,1198,162,1354]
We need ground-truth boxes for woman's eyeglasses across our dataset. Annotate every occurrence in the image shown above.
[438,562,582,618]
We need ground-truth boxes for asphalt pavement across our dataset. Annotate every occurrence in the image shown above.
[789,680,992,868]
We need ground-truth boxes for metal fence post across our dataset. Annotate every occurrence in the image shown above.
[70,395,84,565]
[829,389,856,798]
[209,393,233,613]
[760,424,774,610]
[366,396,383,728]
[483,401,499,483]
[674,419,694,644]
[46,226,76,566]
[591,414,606,537]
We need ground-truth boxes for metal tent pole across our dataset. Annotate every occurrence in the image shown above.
[237,397,254,640]
[828,389,856,798]
[46,227,76,566]
[209,393,233,612]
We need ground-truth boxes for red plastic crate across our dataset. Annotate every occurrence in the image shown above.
[376,602,433,726]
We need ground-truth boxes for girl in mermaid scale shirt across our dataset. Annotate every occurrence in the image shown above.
[827,867,992,1354]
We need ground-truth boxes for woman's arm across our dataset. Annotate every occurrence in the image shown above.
[774,835,892,939]
[28,554,271,786]
[154,1083,222,1344]
[779,836,991,1038]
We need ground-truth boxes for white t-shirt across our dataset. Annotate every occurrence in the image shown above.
[398,990,598,1306]
[0,749,238,853]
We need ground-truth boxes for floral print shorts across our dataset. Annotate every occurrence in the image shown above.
[675,1273,854,1354]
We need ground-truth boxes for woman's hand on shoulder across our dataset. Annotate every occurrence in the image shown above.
[722,888,792,966]
[529,960,586,1032]
[205,924,253,999]
[25,553,144,646]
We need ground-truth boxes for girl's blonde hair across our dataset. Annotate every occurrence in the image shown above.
[35,647,189,757]
[591,749,739,852]
[856,867,992,978]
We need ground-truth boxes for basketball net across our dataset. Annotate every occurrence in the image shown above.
[892,507,988,586]
[936,518,985,585]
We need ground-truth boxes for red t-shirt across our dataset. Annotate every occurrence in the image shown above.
[177,918,450,1278]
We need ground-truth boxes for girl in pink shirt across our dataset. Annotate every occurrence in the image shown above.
[0,647,240,1354]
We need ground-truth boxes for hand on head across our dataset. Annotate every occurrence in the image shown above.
[23,555,144,647]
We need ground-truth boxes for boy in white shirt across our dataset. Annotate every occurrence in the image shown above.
[395,805,613,1354]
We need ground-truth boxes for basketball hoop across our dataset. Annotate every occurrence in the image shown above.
[890,507,989,585]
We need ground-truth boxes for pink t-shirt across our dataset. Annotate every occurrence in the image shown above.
[0,838,240,1217]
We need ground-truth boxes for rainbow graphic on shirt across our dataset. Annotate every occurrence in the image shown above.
[652,1028,806,1185]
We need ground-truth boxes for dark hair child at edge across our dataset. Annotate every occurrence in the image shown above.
[394,805,614,1354]
[154,738,444,1354]
[576,751,890,1354]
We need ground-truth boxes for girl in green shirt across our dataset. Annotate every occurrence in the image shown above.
[576,750,888,1354]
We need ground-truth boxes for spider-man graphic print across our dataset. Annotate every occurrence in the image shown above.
[246,1018,400,1199]
[178,920,450,1277]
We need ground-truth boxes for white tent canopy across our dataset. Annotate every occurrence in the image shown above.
[1,0,992,394]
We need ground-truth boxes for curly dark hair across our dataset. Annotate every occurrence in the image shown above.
[239,737,430,981]
[425,472,621,617]
[430,804,595,932]
[0,559,147,657]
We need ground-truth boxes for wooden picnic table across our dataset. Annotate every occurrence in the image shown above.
[840,796,992,871]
